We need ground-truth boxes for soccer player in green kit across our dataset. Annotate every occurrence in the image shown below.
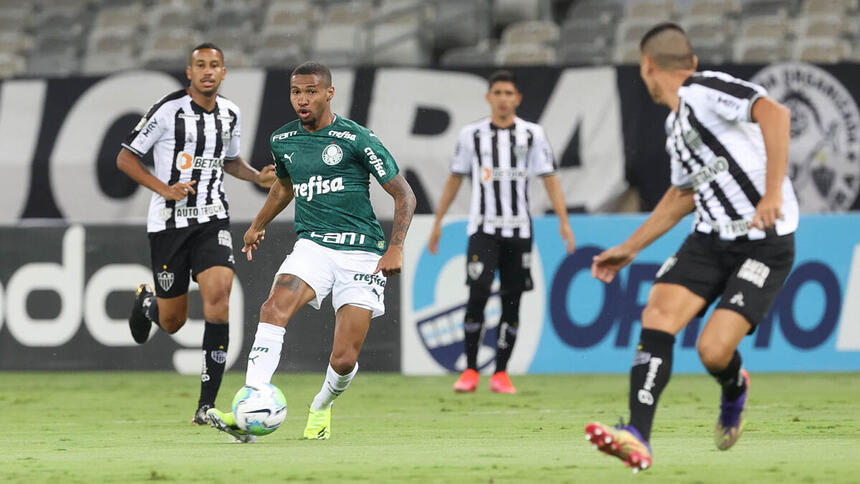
[207,62,416,441]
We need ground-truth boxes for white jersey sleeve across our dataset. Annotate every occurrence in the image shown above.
[122,103,170,157]
[665,113,693,189]
[225,107,241,160]
[528,124,555,177]
[450,126,473,175]
[689,71,767,123]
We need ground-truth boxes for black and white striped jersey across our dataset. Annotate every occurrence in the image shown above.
[122,89,241,233]
[666,70,798,241]
[451,116,556,239]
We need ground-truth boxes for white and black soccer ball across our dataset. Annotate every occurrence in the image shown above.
[231,384,287,436]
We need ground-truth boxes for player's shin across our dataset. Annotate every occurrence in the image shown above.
[311,362,359,411]
[464,285,490,370]
[709,350,746,401]
[245,322,285,385]
[494,291,522,373]
[199,322,229,407]
[628,329,675,442]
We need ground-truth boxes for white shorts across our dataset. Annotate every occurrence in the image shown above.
[276,238,386,318]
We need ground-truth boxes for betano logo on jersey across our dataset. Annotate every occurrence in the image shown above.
[481,166,529,182]
[364,147,386,177]
[293,175,345,202]
[175,152,224,170]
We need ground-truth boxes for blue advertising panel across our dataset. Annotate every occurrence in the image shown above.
[402,214,860,374]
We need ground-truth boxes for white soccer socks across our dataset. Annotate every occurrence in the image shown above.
[245,322,285,386]
[311,362,359,411]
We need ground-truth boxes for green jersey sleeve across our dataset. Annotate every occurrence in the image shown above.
[357,130,399,185]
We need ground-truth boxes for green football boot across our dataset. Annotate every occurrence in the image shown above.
[206,408,255,443]
[302,405,331,440]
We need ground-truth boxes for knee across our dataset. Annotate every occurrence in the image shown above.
[641,303,673,330]
[159,315,186,334]
[259,297,288,324]
[329,353,357,375]
[203,296,229,322]
[697,339,732,371]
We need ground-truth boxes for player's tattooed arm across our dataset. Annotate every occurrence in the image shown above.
[382,173,416,248]
[375,173,416,277]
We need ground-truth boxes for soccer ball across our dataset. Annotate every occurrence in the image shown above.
[232,383,287,436]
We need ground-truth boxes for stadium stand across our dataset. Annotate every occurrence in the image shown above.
[1,0,860,78]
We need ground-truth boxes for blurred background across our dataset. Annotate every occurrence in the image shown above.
[0,0,858,376]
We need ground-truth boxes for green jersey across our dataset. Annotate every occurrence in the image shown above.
[270,115,399,255]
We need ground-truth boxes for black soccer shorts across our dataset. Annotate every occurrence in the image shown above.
[655,231,795,331]
[147,219,236,298]
[465,232,534,292]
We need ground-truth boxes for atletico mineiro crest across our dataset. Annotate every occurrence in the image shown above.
[157,270,174,291]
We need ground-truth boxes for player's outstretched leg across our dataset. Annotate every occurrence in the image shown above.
[128,283,157,344]
[455,285,490,392]
[206,408,255,443]
[303,405,332,440]
[489,291,522,394]
[585,421,652,473]
[714,368,750,450]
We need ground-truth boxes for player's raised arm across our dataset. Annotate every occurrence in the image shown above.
[224,157,277,188]
[428,174,464,254]
[375,173,416,276]
[591,186,694,283]
[750,97,791,230]
[243,175,295,261]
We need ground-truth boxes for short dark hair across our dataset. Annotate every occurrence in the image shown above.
[639,22,695,70]
[488,70,518,90]
[291,61,332,86]
[189,42,224,63]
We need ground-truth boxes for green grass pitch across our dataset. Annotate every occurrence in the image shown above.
[2,372,858,483]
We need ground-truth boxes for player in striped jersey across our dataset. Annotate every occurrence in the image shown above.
[585,24,797,472]
[429,70,575,394]
[117,43,275,425]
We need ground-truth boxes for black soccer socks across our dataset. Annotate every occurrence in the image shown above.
[628,328,675,442]
[464,285,490,370]
[709,350,746,402]
[494,291,522,373]
[199,322,229,408]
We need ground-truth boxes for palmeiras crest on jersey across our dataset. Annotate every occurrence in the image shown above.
[752,63,860,211]
[157,270,174,291]
[321,144,343,166]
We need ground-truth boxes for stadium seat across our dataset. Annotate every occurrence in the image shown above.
[795,37,851,63]
[0,32,33,56]
[258,26,311,57]
[616,18,664,45]
[559,40,612,65]
[565,0,623,25]
[142,30,201,71]
[741,0,799,17]
[560,18,615,45]
[0,6,32,34]
[612,41,642,64]
[27,46,79,77]
[739,15,792,41]
[252,44,305,69]
[687,0,740,17]
[625,0,676,20]
[0,53,26,79]
[440,44,496,66]
[210,2,260,31]
[148,4,199,31]
[220,48,252,68]
[154,0,209,7]
[684,15,734,61]
[83,27,139,75]
[493,0,544,28]
[311,23,368,66]
[433,0,491,51]
[370,22,429,65]
[803,0,858,15]
[496,42,556,66]
[734,38,789,63]
[796,15,857,38]
[325,1,374,24]
[94,4,144,32]
[264,1,321,29]
[501,20,560,46]
[204,27,254,53]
